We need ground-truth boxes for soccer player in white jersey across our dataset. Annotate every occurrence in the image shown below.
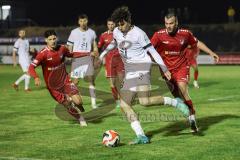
[12,29,31,92]
[67,14,99,109]
[100,6,190,145]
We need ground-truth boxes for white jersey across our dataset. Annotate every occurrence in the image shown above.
[67,27,96,52]
[113,26,152,64]
[13,38,30,64]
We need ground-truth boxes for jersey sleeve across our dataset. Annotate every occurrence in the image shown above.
[28,51,46,78]
[188,31,198,47]
[138,30,151,49]
[67,30,74,46]
[98,34,104,49]
[151,32,160,48]
[13,40,19,52]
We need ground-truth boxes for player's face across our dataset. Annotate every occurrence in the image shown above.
[19,30,26,38]
[78,18,88,30]
[117,20,130,33]
[107,21,115,32]
[165,16,178,34]
[45,35,57,49]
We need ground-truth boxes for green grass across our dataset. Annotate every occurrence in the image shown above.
[0,64,239,160]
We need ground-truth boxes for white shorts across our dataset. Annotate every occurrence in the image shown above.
[71,56,94,79]
[121,63,151,91]
[19,61,30,72]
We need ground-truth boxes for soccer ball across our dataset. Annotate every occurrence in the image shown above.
[102,130,120,147]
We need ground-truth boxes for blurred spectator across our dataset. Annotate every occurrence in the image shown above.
[183,7,190,23]
[176,8,182,23]
[227,6,235,23]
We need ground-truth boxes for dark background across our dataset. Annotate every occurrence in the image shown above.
[21,0,240,26]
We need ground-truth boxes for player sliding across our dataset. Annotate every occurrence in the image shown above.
[100,6,190,145]
[28,30,93,127]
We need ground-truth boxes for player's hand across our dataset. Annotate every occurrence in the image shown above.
[164,71,171,80]
[90,51,99,57]
[34,77,41,86]
[212,53,219,63]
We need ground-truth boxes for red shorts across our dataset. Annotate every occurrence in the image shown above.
[189,58,197,66]
[105,49,124,78]
[48,77,79,104]
[185,47,199,67]
[170,65,190,83]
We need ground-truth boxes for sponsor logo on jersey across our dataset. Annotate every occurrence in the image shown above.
[162,41,169,44]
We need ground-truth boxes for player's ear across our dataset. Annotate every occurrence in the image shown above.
[45,38,48,43]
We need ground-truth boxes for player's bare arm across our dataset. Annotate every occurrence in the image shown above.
[12,50,17,67]
[91,40,99,57]
[197,40,219,62]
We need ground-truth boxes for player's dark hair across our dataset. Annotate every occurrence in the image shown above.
[107,17,114,22]
[44,30,57,38]
[78,14,88,20]
[165,11,178,21]
[111,6,131,23]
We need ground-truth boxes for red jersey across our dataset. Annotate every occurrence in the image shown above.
[28,45,89,87]
[185,45,200,60]
[151,28,198,71]
[98,31,119,58]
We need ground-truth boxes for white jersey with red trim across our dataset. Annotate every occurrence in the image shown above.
[67,27,96,52]
[113,26,152,64]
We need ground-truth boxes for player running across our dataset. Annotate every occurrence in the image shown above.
[98,18,124,108]
[12,29,31,92]
[67,14,99,109]
[151,12,219,132]
[100,6,190,145]
[185,40,219,88]
[28,30,93,127]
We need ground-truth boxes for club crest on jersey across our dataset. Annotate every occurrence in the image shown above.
[119,40,132,49]
[180,39,185,45]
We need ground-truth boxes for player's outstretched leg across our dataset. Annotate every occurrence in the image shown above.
[64,94,87,127]
[120,90,150,145]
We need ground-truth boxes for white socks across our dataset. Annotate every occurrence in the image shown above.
[25,74,30,90]
[15,74,26,85]
[188,114,196,121]
[15,74,30,90]
[131,120,145,136]
[89,85,97,108]
[163,97,178,107]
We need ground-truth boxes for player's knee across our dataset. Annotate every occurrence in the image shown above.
[139,98,150,106]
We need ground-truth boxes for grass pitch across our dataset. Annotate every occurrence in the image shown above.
[0,65,239,160]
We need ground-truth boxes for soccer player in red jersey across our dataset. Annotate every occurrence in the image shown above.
[151,12,219,132]
[28,30,93,127]
[185,40,219,88]
[98,18,124,108]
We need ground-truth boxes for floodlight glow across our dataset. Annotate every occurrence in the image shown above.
[2,5,11,10]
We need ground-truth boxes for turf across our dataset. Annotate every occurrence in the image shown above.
[0,64,239,160]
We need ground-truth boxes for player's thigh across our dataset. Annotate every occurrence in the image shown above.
[19,62,29,72]
[177,82,189,99]
[137,85,151,104]
[109,77,117,87]
[71,94,83,105]
[120,89,136,106]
